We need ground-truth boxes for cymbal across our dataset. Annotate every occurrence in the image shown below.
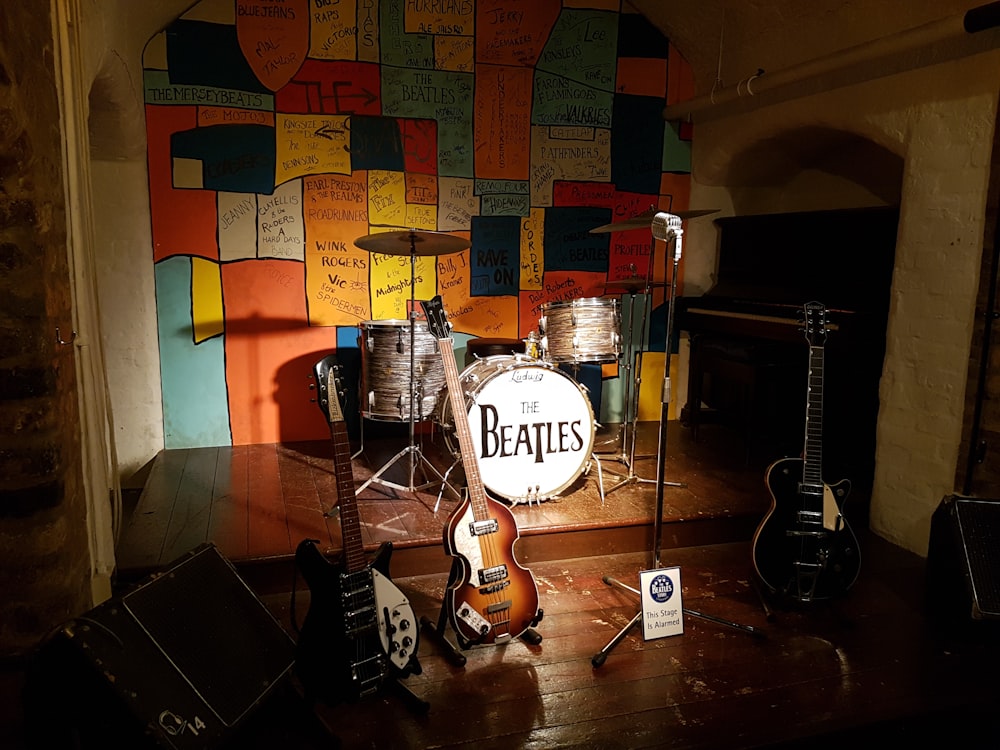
[589,208,720,234]
[354,230,471,256]
[604,279,668,293]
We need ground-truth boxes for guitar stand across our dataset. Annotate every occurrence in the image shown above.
[591,215,762,669]
[387,675,430,715]
[420,558,543,667]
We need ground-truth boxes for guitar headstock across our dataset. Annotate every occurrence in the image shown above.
[420,295,452,340]
[311,355,345,424]
[802,301,828,347]
[326,366,346,424]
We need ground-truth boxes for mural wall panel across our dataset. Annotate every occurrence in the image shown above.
[143,0,692,448]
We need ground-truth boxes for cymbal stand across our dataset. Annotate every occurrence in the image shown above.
[594,275,643,457]
[600,252,685,498]
[592,215,762,667]
[353,240,458,501]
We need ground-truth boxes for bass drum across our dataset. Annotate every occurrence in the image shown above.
[437,355,596,504]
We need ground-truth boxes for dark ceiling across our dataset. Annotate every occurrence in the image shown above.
[628,0,991,95]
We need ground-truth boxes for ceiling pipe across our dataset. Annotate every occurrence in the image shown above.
[662,1,1000,123]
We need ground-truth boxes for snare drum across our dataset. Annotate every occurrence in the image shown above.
[437,355,596,503]
[539,297,621,363]
[359,319,445,421]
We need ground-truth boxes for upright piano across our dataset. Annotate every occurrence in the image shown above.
[677,205,899,490]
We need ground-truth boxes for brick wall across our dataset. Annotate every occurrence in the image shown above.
[0,1,91,659]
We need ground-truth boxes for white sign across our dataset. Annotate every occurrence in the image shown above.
[639,567,684,640]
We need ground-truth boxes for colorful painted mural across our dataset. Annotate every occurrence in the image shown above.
[143,0,693,448]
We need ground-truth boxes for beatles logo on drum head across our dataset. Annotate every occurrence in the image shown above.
[459,359,595,503]
[478,402,586,464]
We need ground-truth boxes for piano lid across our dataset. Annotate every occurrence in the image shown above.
[702,205,899,315]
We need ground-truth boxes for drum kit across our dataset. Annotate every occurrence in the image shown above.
[352,230,469,498]
[347,207,718,506]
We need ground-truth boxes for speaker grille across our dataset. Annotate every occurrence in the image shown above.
[123,545,294,726]
[953,499,1000,618]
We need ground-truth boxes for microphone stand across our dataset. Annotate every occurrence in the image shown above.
[592,213,763,668]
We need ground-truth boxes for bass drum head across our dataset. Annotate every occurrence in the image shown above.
[439,355,596,503]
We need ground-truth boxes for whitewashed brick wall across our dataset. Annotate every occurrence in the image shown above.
[686,52,1000,555]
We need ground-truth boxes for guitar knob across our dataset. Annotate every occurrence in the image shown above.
[402,636,413,648]
[460,606,470,617]
[389,641,399,653]
[387,622,397,634]
[399,618,410,630]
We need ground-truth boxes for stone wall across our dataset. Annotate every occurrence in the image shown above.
[0,0,92,658]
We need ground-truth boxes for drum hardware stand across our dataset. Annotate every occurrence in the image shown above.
[554,359,609,505]
[597,261,685,499]
[592,214,762,668]
[594,264,647,459]
[352,233,459,502]
[434,444,608,510]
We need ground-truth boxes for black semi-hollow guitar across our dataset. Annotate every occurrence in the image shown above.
[751,301,861,603]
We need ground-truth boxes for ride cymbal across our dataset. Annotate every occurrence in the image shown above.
[354,229,471,256]
[589,208,720,234]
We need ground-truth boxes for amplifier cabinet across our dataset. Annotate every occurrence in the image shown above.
[26,543,295,749]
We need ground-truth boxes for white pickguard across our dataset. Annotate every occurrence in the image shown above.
[449,502,498,637]
[451,502,487,584]
[372,568,418,671]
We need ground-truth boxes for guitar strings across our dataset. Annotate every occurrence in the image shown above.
[476,508,509,636]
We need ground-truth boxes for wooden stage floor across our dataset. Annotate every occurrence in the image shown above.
[109,421,1000,749]
[116,421,773,585]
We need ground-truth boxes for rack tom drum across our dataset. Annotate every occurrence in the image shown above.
[359,319,445,422]
[539,297,621,363]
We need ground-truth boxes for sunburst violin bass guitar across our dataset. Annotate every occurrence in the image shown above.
[421,295,543,647]
[751,301,861,603]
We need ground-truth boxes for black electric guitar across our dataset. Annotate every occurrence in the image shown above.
[295,357,420,704]
[751,301,861,603]
[421,296,542,646]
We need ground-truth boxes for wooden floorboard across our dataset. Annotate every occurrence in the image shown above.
[160,446,218,563]
[254,538,999,750]
[207,444,250,561]
[78,421,1000,749]
[115,447,188,569]
[116,421,778,581]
